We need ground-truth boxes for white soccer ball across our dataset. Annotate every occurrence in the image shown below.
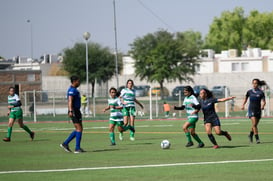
[161,140,171,149]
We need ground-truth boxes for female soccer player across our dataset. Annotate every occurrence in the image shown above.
[241,78,266,144]
[199,88,235,149]
[3,87,35,142]
[103,87,135,145]
[119,79,143,141]
[174,86,204,148]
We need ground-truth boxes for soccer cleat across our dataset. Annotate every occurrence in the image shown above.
[185,141,194,147]
[110,142,116,146]
[225,132,232,141]
[119,133,123,141]
[256,139,261,144]
[130,136,135,141]
[74,148,86,153]
[30,132,35,141]
[60,143,72,152]
[197,143,205,148]
[248,135,253,143]
[3,137,11,142]
[213,145,219,149]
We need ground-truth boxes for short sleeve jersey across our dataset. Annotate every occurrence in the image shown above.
[183,95,199,118]
[67,86,81,109]
[245,88,265,111]
[200,97,218,122]
[108,97,123,122]
[8,94,22,112]
[120,88,135,107]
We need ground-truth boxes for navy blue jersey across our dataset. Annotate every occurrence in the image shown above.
[200,97,219,122]
[67,86,81,109]
[246,88,265,112]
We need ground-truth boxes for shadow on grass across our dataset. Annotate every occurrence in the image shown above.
[92,148,120,152]
[218,145,250,149]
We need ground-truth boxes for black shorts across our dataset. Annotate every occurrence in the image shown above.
[204,118,221,127]
[248,110,261,119]
[71,109,82,124]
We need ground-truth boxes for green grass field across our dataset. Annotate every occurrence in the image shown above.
[0,115,273,181]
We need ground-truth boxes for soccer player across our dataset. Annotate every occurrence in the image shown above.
[60,75,85,153]
[199,88,235,149]
[103,87,135,145]
[241,78,266,144]
[119,79,143,141]
[174,86,204,148]
[163,102,171,117]
[3,87,35,142]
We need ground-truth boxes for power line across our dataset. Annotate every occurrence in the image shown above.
[136,0,176,32]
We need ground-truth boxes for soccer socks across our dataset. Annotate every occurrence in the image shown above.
[208,134,218,145]
[130,126,135,138]
[6,127,12,138]
[249,131,254,137]
[22,125,32,135]
[220,130,228,136]
[185,132,192,143]
[192,133,203,144]
[109,132,115,144]
[75,131,82,150]
[64,130,76,145]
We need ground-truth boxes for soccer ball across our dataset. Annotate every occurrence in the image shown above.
[160,140,171,149]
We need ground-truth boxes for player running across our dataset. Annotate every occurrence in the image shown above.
[103,87,135,145]
[3,87,35,142]
[241,78,266,144]
[119,79,143,141]
[174,86,204,148]
[199,88,235,149]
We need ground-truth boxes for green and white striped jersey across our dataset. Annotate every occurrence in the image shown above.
[120,88,135,107]
[108,97,123,122]
[8,94,22,112]
[183,95,199,118]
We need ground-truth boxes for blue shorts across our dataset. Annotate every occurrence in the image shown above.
[204,118,221,127]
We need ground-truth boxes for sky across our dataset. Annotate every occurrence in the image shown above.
[0,0,272,59]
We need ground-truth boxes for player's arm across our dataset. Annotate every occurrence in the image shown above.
[218,96,235,103]
[103,106,110,112]
[135,99,143,109]
[174,105,185,110]
[68,95,74,117]
[261,98,266,110]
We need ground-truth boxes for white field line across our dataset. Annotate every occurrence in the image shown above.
[1,158,273,174]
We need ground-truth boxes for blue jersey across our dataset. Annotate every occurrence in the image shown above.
[67,86,81,109]
[246,88,265,112]
[200,97,219,122]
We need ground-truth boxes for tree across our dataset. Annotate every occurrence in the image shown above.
[129,30,202,99]
[204,7,245,54]
[243,10,273,49]
[62,42,123,97]
[204,7,273,54]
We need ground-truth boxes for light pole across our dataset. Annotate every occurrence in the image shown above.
[113,0,119,88]
[27,19,33,61]
[83,32,91,117]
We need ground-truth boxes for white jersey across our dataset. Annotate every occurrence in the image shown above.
[183,95,199,118]
[120,88,135,107]
[8,94,22,112]
[108,97,123,122]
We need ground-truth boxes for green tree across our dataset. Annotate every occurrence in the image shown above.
[243,10,273,49]
[129,30,202,99]
[204,7,273,54]
[62,42,123,97]
[204,7,245,54]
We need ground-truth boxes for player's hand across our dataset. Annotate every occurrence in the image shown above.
[68,112,73,117]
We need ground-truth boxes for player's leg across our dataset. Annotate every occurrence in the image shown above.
[129,107,136,141]
[17,110,34,140]
[3,116,16,142]
[109,121,116,145]
[182,121,193,147]
[251,116,260,143]
[214,124,232,141]
[205,123,218,148]
[188,118,204,147]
